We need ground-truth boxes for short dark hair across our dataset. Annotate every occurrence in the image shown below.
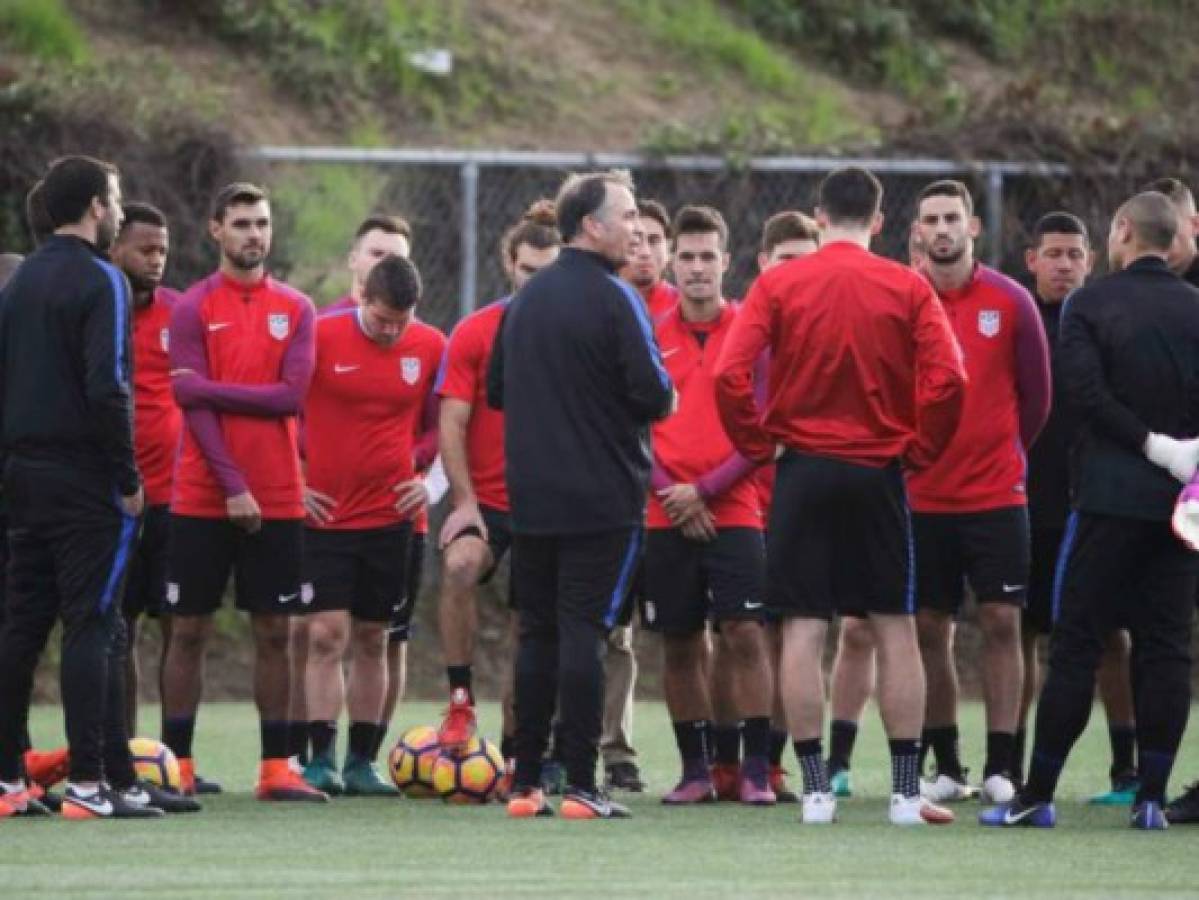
[672,205,729,250]
[917,179,974,217]
[354,214,412,245]
[637,199,671,238]
[501,199,560,263]
[555,169,635,242]
[118,202,168,235]
[1119,191,1177,252]
[1032,211,1089,247]
[761,210,819,254]
[1140,177,1193,209]
[816,167,883,228]
[24,180,54,245]
[363,254,422,311]
[210,182,268,223]
[41,155,119,229]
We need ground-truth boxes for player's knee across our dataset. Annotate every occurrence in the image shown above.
[663,631,707,668]
[442,544,486,591]
[915,613,949,655]
[351,624,388,660]
[167,621,210,659]
[979,604,1020,647]
[308,620,348,659]
[720,619,766,662]
[841,618,875,654]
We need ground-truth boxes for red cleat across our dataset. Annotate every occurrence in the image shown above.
[710,763,740,801]
[255,758,330,802]
[770,765,799,803]
[23,747,69,789]
[178,757,197,796]
[437,687,477,754]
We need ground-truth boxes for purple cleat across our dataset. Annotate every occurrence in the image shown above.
[662,777,717,805]
[739,758,777,806]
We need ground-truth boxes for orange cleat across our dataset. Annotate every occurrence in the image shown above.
[437,687,477,754]
[255,758,330,802]
[178,757,197,796]
[711,763,740,801]
[23,748,69,789]
[507,786,553,818]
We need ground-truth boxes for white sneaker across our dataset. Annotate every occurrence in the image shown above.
[890,793,955,826]
[801,791,837,824]
[980,774,1016,804]
[920,773,977,802]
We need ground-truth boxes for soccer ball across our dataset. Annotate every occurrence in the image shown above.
[128,737,181,790]
[432,736,505,804]
[388,725,441,798]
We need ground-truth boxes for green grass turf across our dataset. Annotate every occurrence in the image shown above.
[3,701,1196,898]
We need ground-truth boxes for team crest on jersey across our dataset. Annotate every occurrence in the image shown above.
[401,357,421,385]
[978,309,1001,338]
[268,313,290,340]
[159,328,170,352]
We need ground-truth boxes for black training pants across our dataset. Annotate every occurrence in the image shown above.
[511,528,641,792]
[1027,512,1197,804]
[0,459,138,784]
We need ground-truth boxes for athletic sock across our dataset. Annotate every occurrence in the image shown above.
[1109,724,1136,778]
[500,734,515,761]
[742,716,771,762]
[984,730,1015,779]
[889,739,921,799]
[447,665,473,703]
[287,721,309,764]
[1013,727,1027,785]
[672,720,711,780]
[768,729,788,767]
[348,722,376,763]
[162,716,197,760]
[260,720,290,761]
[713,723,741,767]
[828,719,859,773]
[793,739,830,795]
[923,725,963,779]
[309,721,337,762]
[372,722,389,760]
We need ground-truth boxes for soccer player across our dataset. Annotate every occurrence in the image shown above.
[645,205,774,806]
[299,254,444,796]
[715,166,966,826]
[982,191,1199,830]
[908,180,1051,805]
[161,182,325,802]
[623,198,679,322]
[489,170,674,820]
[0,156,163,819]
[435,201,561,771]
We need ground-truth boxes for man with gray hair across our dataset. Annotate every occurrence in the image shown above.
[982,191,1199,831]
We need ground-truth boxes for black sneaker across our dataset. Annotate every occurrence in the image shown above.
[194,774,223,795]
[561,785,631,819]
[604,761,645,792]
[62,783,164,819]
[1165,781,1199,824]
[136,780,202,813]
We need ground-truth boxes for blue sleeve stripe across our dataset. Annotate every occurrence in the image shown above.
[98,512,138,614]
[604,528,643,629]
[1050,511,1080,624]
[606,274,671,391]
[94,258,130,383]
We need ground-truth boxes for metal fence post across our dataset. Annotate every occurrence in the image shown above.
[460,161,479,318]
[985,164,1004,267]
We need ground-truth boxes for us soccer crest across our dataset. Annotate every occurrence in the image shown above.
[978,309,1001,338]
[401,357,421,385]
[268,313,290,340]
[159,327,170,352]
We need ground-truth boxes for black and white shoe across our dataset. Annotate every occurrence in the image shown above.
[128,780,202,814]
[61,783,164,820]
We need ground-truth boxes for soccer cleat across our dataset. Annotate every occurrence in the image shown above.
[1089,773,1139,806]
[920,771,977,803]
[178,757,197,796]
[801,791,837,824]
[1165,782,1199,824]
[892,794,955,826]
[255,759,331,802]
[604,761,646,792]
[194,774,223,795]
[132,780,202,814]
[540,759,566,796]
[302,756,345,796]
[342,758,400,797]
[829,768,853,799]
[1131,800,1168,830]
[507,786,554,818]
[770,766,799,803]
[710,763,740,801]
[560,786,631,819]
[661,777,716,805]
[61,783,165,820]
[978,798,1055,828]
[0,782,50,818]
[980,774,1016,804]
[739,762,777,806]
[23,747,69,789]
[437,687,477,753]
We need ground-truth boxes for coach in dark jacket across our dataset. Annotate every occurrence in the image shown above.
[990,191,1199,830]
[487,170,674,818]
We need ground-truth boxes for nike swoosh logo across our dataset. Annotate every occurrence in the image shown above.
[1003,806,1035,825]
[334,364,360,374]
[208,322,232,332]
[744,601,764,610]
[1002,583,1024,593]
[71,795,114,815]
[661,348,679,358]
[278,593,298,604]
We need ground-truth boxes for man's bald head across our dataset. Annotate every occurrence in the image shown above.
[0,253,22,290]
[1107,191,1178,271]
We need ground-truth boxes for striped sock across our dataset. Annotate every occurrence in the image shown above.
[793,739,829,794]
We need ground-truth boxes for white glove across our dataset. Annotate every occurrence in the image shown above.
[1144,433,1199,484]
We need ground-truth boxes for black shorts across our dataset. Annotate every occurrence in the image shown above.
[123,504,170,619]
[913,505,1030,614]
[164,516,303,616]
[303,523,411,624]
[1024,524,1066,634]
[767,451,913,620]
[389,529,426,643]
[642,527,766,635]
[445,504,513,583]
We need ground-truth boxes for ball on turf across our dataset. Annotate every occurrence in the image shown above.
[432,736,505,804]
[389,725,441,798]
[128,737,181,790]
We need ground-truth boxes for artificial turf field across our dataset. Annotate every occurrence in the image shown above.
[4,701,1197,898]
